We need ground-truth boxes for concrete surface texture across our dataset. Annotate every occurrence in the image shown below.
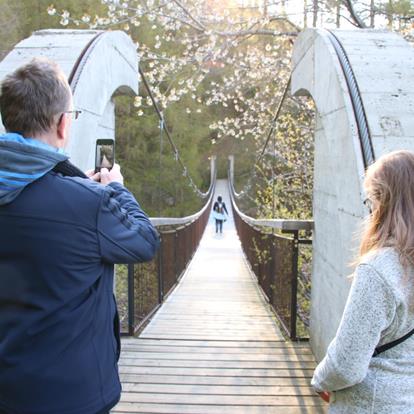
[291,28,414,361]
[0,29,138,171]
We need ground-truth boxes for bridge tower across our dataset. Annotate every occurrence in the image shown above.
[292,29,414,360]
[0,29,138,171]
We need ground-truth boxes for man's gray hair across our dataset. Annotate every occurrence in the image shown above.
[0,58,72,137]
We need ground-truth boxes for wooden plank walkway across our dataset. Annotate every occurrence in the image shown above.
[113,180,327,414]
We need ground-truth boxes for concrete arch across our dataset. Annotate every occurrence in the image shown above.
[292,29,414,360]
[0,29,138,170]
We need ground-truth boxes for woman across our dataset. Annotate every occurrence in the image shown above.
[312,150,414,413]
[212,195,228,234]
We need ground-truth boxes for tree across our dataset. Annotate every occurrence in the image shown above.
[44,0,413,219]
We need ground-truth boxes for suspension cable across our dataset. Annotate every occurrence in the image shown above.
[326,30,374,168]
[235,74,292,198]
[138,66,209,198]
[257,75,291,164]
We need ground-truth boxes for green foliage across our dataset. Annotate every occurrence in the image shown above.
[0,0,214,216]
[102,10,216,216]
[114,85,214,216]
[384,0,414,17]
[115,264,129,331]
[0,0,105,59]
[115,261,161,333]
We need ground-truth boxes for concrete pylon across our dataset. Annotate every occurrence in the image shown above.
[0,29,138,171]
[292,29,414,360]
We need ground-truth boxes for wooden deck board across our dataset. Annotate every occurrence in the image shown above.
[112,402,326,414]
[121,338,310,348]
[120,392,324,405]
[118,366,315,378]
[120,352,316,361]
[114,180,326,413]
[121,346,313,354]
[119,359,317,369]
[120,383,317,396]
[119,373,314,387]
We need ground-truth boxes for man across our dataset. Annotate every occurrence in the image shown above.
[0,58,160,413]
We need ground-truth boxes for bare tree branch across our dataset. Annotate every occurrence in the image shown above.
[171,0,206,31]
[341,0,367,28]
[268,16,301,32]
[214,29,298,37]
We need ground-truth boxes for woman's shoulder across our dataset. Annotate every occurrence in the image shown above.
[359,247,399,268]
[358,247,404,287]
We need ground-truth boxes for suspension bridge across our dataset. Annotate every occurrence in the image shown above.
[1,26,414,414]
[116,179,320,413]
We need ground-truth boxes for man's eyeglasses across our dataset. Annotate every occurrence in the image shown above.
[63,110,82,120]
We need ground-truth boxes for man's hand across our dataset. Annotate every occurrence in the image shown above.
[317,391,330,403]
[85,169,101,182]
[100,163,124,186]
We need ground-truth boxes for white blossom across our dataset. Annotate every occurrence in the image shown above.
[47,6,56,15]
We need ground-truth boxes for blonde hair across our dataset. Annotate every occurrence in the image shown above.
[358,150,414,268]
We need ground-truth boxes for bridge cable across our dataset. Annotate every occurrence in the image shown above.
[236,30,375,202]
[257,75,291,165]
[235,74,292,198]
[326,30,375,167]
[138,66,209,198]
[65,29,211,201]
[158,117,163,216]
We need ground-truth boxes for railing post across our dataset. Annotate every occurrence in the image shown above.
[269,236,275,304]
[174,230,178,282]
[127,263,135,336]
[158,242,164,305]
[290,230,299,341]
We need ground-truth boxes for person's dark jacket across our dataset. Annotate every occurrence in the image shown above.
[0,133,160,414]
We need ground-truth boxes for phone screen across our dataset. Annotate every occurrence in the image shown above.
[95,139,115,172]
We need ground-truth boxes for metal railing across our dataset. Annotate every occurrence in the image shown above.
[228,172,313,341]
[117,172,215,336]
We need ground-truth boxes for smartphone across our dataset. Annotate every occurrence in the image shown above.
[95,139,115,173]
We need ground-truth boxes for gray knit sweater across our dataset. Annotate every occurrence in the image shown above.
[312,247,414,413]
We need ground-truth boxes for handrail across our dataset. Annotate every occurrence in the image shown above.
[228,163,313,340]
[151,170,216,227]
[120,164,216,336]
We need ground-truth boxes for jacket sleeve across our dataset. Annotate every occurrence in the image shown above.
[97,182,160,264]
[223,202,229,215]
[311,264,396,392]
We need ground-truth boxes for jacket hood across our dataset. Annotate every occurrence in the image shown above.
[0,133,68,205]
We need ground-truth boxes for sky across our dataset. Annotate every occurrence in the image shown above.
[235,0,388,30]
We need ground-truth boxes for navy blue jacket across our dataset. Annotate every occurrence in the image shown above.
[0,134,160,414]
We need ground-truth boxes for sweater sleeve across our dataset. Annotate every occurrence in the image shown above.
[311,264,396,392]
[97,182,160,264]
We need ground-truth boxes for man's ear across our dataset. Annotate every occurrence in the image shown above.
[57,113,70,144]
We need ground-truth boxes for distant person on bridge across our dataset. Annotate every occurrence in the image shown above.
[0,58,160,414]
[213,195,228,234]
[312,150,414,413]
